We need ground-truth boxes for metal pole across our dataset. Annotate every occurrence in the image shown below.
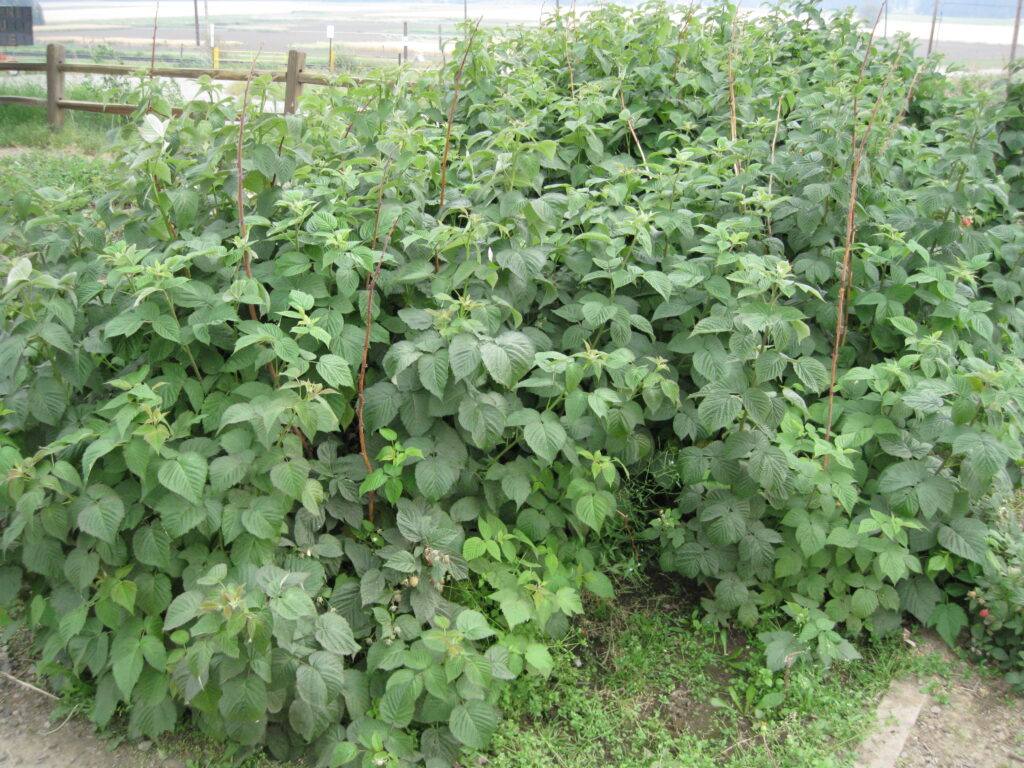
[464,0,467,22]
[926,0,939,56]
[193,0,200,45]
[884,1,888,38]
[1011,0,1023,68]
[403,21,408,63]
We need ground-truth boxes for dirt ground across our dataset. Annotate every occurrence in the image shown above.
[894,674,1024,768]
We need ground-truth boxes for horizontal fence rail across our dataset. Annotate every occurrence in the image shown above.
[0,43,377,130]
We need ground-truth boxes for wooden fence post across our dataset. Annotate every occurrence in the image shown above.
[46,43,65,132]
[284,50,306,114]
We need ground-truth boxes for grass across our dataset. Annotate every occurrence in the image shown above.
[0,147,110,192]
[0,78,124,150]
[485,581,935,768]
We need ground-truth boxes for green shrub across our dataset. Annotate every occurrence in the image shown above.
[964,501,1024,691]
[1,2,1023,766]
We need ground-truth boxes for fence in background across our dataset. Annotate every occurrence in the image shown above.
[0,43,364,130]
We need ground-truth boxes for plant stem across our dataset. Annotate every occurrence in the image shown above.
[439,19,481,218]
[358,219,399,525]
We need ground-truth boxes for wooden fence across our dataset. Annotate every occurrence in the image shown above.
[0,43,356,130]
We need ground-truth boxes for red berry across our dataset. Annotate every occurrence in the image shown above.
[979,609,990,618]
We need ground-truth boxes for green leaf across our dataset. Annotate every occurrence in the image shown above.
[455,609,495,640]
[315,613,360,655]
[157,453,208,505]
[415,458,458,501]
[937,517,989,565]
[928,602,967,648]
[897,575,943,625]
[317,354,354,389]
[795,517,826,557]
[296,665,329,709]
[418,350,450,399]
[111,633,143,699]
[449,334,482,381]
[449,701,499,749]
[271,458,310,500]
[77,485,125,544]
[522,415,566,462]
[220,675,267,722]
[575,491,615,532]
[748,446,788,491]
[481,342,513,387]
[792,357,829,393]
[698,391,741,431]
[524,643,554,676]
[164,590,203,630]
[379,681,418,728]
[850,588,879,619]
[27,376,65,426]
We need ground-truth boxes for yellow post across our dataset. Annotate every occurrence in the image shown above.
[212,46,219,69]
[329,49,336,72]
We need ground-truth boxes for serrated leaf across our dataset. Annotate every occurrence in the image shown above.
[157,453,207,505]
[937,517,989,564]
[415,457,458,501]
[379,681,417,728]
[418,350,450,399]
[522,415,566,462]
[928,602,967,647]
[271,458,310,500]
[698,391,741,431]
[317,354,354,388]
[792,357,828,393]
[449,701,498,749]
[315,613,360,655]
[449,334,482,381]
[77,484,125,544]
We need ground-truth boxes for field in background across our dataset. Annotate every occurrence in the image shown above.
[0,0,1021,72]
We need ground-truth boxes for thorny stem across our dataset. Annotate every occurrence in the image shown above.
[672,0,698,73]
[881,63,924,153]
[344,90,379,140]
[765,92,785,236]
[236,52,283,391]
[150,1,159,75]
[439,19,481,218]
[563,13,577,99]
[824,43,906,455]
[371,154,395,254]
[618,79,648,167]
[162,289,202,379]
[358,219,399,524]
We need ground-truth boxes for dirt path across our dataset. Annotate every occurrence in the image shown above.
[895,674,1024,768]
[857,634,1024,768]
[0,644,181,768]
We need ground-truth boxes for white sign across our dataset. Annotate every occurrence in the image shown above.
[209,23,215,46]
[326,25,335,39]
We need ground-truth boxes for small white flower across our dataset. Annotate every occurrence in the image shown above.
[487,247,494,262]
